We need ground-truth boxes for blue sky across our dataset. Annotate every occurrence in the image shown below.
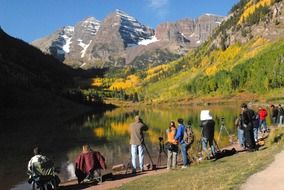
[0,0,239,42]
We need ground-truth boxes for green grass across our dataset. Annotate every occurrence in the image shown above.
[115,128,284,190]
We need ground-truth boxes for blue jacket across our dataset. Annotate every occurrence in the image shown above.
[175,124,185,144]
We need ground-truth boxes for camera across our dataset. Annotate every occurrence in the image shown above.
[158,137,163,142]
[221,117,225,124]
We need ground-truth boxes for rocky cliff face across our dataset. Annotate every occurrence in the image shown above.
[156,14,223,45]
[32,10,223,69]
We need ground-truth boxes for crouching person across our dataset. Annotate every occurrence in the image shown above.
[75,144,107,184]
[200,110,217,159]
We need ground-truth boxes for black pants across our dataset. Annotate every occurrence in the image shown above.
[244,128,256,150]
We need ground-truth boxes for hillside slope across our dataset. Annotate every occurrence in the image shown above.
[103,0,284,103]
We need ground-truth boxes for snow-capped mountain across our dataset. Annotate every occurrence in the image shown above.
[32,17,100,67]
[32,10,224,69]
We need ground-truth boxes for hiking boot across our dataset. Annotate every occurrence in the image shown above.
[131,169,136,174]
[181,165,188,169]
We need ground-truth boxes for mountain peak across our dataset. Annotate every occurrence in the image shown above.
[83,16,100,23]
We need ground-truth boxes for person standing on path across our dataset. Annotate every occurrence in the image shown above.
[271,104,279,127]
[129,115,148,174]
[175,118,190,168]
[166,121,178,169]
[258,106,268,133]
[241,103,256,151]
[235,114,245,148]
[200,110,217,158]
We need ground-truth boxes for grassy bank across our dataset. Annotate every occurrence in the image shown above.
[116,128,284,190]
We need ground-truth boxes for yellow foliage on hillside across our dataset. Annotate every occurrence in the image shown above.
[251,37,268,48]
[244,37,269,58]
[205,44,241,75]
[145,64,171,81]
[109,74,141,90]
[239,0,272,24]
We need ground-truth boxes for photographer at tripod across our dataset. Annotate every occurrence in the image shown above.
[129,115,149,174]
[200,110,217,159]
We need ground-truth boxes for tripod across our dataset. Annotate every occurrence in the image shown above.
[156,137,167,166]
[217,118,231,145]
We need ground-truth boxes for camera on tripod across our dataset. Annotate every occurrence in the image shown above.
[158,137,163,142]
[217,116,233,144]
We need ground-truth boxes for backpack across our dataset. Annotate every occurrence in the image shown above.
[183,126,194,146]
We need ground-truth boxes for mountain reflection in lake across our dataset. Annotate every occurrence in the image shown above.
[3,104,241,190]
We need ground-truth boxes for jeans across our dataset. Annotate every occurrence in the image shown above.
[167,150,177,169]
[180,143,189,166]
[238,129,245,147]
[279,115,283,126]
[202,137,217,157]
[131,144,144,170]
[253,127,258,141]
[259,119,268,132]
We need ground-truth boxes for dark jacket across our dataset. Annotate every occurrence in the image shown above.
[129,121,148,145]
[200,120,215,141]
[242,109,255,130]
[272,107,279,117]
[279,107,284,116]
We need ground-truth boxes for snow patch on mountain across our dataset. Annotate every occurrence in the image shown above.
[60,26,74,53]
[138,36,159,46]
[62,35,72,53]
[78,39,92,58]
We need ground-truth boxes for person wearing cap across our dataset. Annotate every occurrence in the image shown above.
[241,103,256,151]
[200,110,217,158]
[174,118,190,168]
[129,115,148,174]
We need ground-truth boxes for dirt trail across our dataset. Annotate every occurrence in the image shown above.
[241,150,284,190]
[59,168,169,190]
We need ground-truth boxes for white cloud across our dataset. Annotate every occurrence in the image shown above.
[147,0,169,18]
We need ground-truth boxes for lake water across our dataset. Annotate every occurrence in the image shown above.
[1,103,242,190]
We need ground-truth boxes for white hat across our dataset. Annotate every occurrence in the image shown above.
[200,110,213,121]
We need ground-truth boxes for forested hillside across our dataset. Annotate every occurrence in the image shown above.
[92,0,284,103]
[0,28,107,117]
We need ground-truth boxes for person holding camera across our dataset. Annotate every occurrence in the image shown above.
[129,115,148,174]
[166,121,178,169]
[175,118,190,168]
[200,110,217,159]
